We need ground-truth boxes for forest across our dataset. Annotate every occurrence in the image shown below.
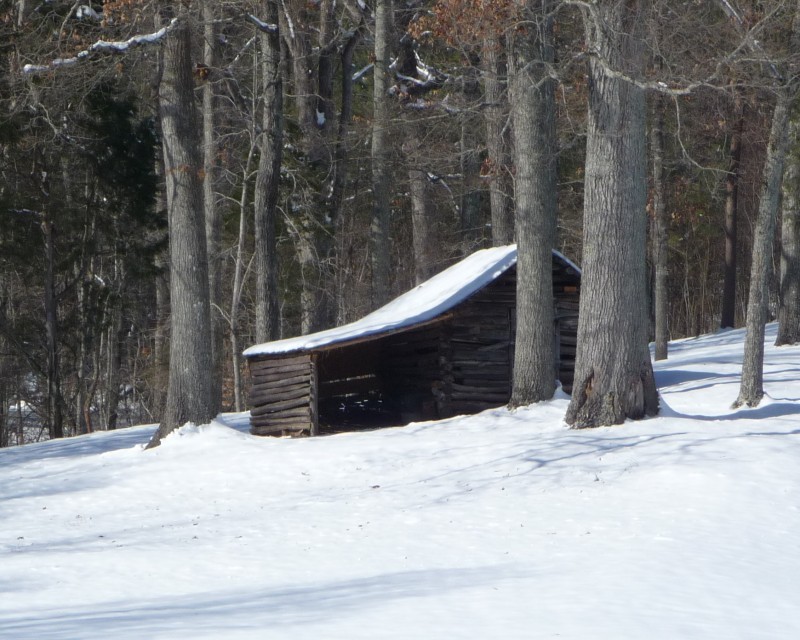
[1,0,799,447]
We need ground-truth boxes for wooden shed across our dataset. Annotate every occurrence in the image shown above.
[243,245,581,436]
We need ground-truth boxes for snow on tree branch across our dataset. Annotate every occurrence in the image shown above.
[22,16,181,74]
[245,14,278,34]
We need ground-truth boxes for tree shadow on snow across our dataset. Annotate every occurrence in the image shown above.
[0,565,528,640]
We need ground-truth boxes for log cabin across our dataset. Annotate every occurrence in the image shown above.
[243,245,581,436]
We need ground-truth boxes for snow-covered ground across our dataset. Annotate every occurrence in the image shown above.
[2,325,799,639]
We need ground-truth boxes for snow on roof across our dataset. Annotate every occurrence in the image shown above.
[244,245,579,357]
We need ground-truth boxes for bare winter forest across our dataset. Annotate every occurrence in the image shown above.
[1,0,799,446]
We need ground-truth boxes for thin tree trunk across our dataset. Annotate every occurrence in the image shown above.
[408,165,437,284]
[776,114,800,345]
[148,15,216,447]
[508,0,558,406]
[42,217,63,439]
[735,2,800,405]
[483,37,514,246]
[566,1,658,428]
[203,0,223,410]
[254,0,283,344]
[651,91,669,360]
[370,0,393,307]
[735,93,792,406]
[721,95,744,330]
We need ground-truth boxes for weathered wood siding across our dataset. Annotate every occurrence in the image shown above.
[248,353,316,436]
[247,253,581,435]
[438,268,516,417]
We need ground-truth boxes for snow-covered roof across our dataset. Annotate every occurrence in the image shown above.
[244,245,579,357]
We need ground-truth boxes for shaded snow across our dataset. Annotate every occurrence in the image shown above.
[2,325,800,639]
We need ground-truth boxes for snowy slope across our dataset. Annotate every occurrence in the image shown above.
[2,325,800,639]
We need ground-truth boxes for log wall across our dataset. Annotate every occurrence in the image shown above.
[248,353,317,436]
[247,253,581,435]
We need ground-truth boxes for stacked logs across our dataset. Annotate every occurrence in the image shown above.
[248,353,317,436]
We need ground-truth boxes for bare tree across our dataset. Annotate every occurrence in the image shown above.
[734,0,800,407]
[508,0,558,406]
[147,13,216,447]
[565,0,658,428]
[370,0,394,307]
[776,114,800,345]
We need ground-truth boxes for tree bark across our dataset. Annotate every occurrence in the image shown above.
[734,93,792,406]
[202,0,224,411]
[735,1,800,405]
[254,0,283,344]
[147,16,216,447]
[721,95,744,330]
[483,37,514,246]
[651,91,669,360]
[566,1,658,428]
[776,114,800,345]
[370,0,394,307]
[408,165,438,284]
[508,0,558,406]
[42,217,63,439]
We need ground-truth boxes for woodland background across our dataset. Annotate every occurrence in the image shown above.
[0,0,797,445]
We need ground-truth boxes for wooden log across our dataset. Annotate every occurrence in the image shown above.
[251,413,311,429]
[251,396,310,416]
[451,381,509,393]
[250,372,311,389]
[250,362,312,379]
[251,354,311,369]
[250,384,311,406]
[450,391,509,402]
[251,422,311,436]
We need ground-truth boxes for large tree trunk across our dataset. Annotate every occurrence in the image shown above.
[370,0,393,307]
[254,0,283,344]
[776,114,800,345]
[508,0,557,406]
[566,1,658,428]
[720,95,744,330]
[734,93,792,406]
[147,16,216,447]
[651,91,669,360]
[483,37,514,246]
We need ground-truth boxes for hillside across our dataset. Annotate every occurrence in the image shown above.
[1,325,799,639]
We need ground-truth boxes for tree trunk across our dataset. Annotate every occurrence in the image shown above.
[370,0,393,307]
[483,37,514,246]
[776,114,800,345]
[203,0,224,411]
[408,165,438,284]
[734,93,792,406]
[42,218,63,439]
[651,91,669,360]
[721,95,744,330]
[735,1,800,405]
[254,0,283,344]
[508,0,558,407]
[147,16,216,447]
[566,1,658,428]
